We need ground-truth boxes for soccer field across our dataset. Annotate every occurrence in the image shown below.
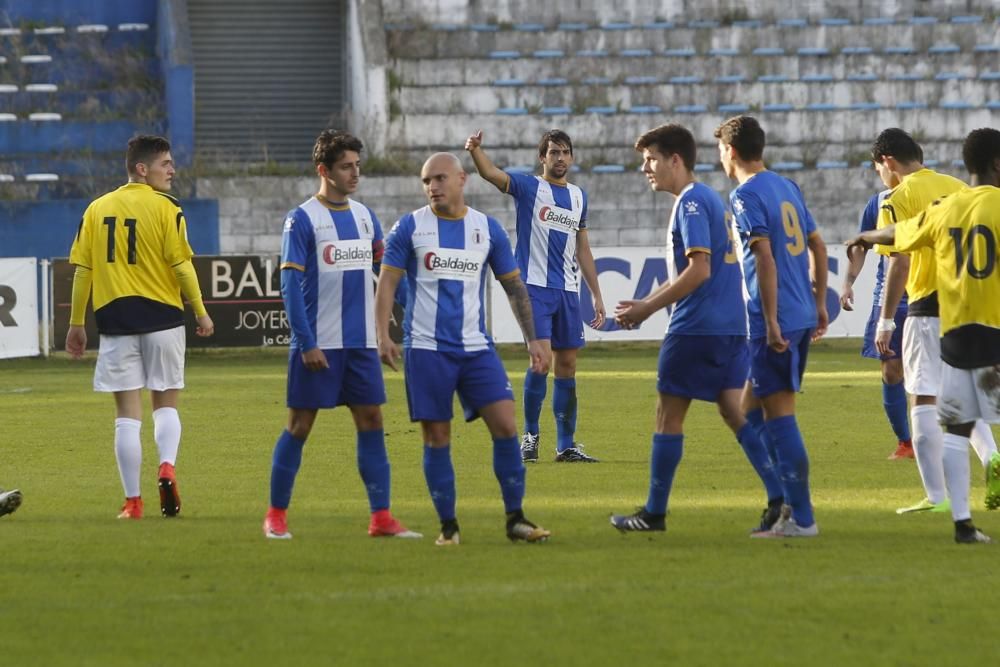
[1,339,997,665]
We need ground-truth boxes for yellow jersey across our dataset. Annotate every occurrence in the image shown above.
[70,182,195,334]
[876,168,967,313]
[895,186,1000,368]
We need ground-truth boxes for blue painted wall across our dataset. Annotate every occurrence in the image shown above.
[0,0,156,26]
[0,199,220,259]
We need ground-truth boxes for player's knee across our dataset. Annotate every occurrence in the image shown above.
[352,405,383,431]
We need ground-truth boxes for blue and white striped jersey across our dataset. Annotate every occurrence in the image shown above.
[506,172,587,292]
[858,190,908,310]
[280,196,383,350]
[382,205,519,353]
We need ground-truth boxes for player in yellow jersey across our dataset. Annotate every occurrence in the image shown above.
[849,127,1000,543]
[65,135,214,520]
[868,129,996,514]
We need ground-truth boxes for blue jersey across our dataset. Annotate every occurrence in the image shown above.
[280,197,383,350]
[383,205,519,353]
[666,182,748,336]
[730,171,818,338]
[506,172,587,292]
[858,190,908,310]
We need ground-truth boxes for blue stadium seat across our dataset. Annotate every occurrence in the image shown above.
[663,47,696,57]
[753,47,785,56]
[980,71,1000,81]
[642,21,674,29]
[928,44,960,54]
[798,47,830,56]
[513,23,545,31]
[693,163,716,172]
[895,101,928,110]
[507,165,535,174]
[489,50,520,59]
[492,78,525,87]
[884,46,916,55]
[534,49,564,58]
[709,47,739,56]
[628,105,662,114]
[974,44,1000,53]
[733,20,763,28]
[577,49,608,57]
[600,21,632,30]
[890,73,924,80]
[687,19,719,29]
[863,17,896,26]
[718,103,750,113]
[541,106,571,115]
[951,159,966,168]
[923,159,940,167]
[669,75,702,84]
[951,15,983,24]
[817,160,849,169]
[847,72,878,81]
[431,23,460,31]
[625,75,659,85]
[620,48,654,57]
[777,18,808,27]
[842,46,874,55]
[850,101,882,110]
[934,72,969,80]
[819,18,851,26]
[591,164,625,173]
[537,77,568,86]
[772,161,804,171]
[940,101,973,110]
[806,103,840,111]
[986,100,1000,110]
[801,73,834,82]
[558,22,589,31]
[674,104,707,113]
[715,74,747,83]
[585,106,616,114]
[763,103,794,112]
[581,76,612,85]
[758,74,790,83]
[497,107,528,115]
[908,16,938,25]
[469,23,499,32]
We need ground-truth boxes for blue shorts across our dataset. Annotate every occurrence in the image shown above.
[286,348,386,409]
[404,348,514,422]
[529,285,585,350]
[749,328,812,398]
[862,303,906,360]
[657,334,750,401]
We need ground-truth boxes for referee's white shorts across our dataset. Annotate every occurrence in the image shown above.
[902,315,941,397]
[94,325,186,393]
[938,363,1000,426]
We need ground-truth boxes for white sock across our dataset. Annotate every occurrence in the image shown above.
[153,407,181,466]
[911,404,947,504]
[968,420,998,469]
[114,418,142,498]
[942,433,972,521]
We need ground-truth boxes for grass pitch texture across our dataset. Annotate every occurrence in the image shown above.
[1,340,997,665]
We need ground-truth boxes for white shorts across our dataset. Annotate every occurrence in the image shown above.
[938,363,1000,425]
[902,316,941,397]
[94,326,186,393]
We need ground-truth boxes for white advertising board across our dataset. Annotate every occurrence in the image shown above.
[0,257,40,358]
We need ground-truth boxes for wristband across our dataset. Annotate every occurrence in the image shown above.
[876,318,896,334]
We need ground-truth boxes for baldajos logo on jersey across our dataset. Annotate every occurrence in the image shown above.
[538,205,580,233]
[420,248,482,281]
[317,240,372,272]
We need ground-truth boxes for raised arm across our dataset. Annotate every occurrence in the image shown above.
[498,272,544,373]
[465,130,510,192]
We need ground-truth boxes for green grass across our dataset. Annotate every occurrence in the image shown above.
[1,339,997,665]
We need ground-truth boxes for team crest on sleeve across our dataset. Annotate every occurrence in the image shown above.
[684,199,700,215]
[283,215,295,232]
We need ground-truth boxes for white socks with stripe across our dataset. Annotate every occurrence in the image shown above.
[114,418,142,498]
[911,405,947,505]
[153,407,181,466]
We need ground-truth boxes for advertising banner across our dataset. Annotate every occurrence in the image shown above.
[0,257,40,359]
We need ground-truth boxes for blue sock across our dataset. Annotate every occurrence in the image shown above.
[765,415,814,527]
[357,429,390,512]
[645,433,684,515]
[553,377,577,452]
[422,445,456,521]
[492,436,525,513]
[882,380,911,442]
[737,421,784,503]
[523,370,547,435]
[746,408,783,501]
[270,430,305,509]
